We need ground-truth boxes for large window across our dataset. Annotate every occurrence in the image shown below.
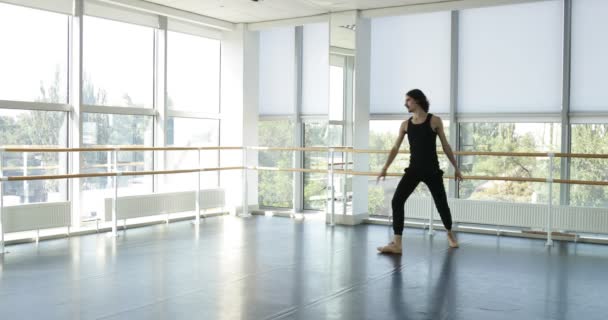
[0,3,229,231]
[83,16,154,108]
[570,124,608,208]
[80,113,153,220]
[0,109,68,205]
[164,117,219,191]
[258,120,294,208]
[458,1,563,113]
[0,3,68,103]
[459,122,561,204]
[167,31,220,113]
[0,3,69,207]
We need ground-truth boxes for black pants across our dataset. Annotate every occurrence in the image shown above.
[392,168,453,235]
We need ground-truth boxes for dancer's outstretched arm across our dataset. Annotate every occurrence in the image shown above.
[432,116,463,181]
[377,120,407,183]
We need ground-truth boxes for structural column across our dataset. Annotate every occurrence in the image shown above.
[449,10,460,198]
[560,0,572,206]
[68,0,84,228]
[154,17,168,191]
[220,24,259,215]
[349,13,371,225]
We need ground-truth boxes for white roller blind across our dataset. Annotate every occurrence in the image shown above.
[370,11,451,114]
[571,0,608,112]
[258,27,296,115]
[168,19,222,40]
[85,0,159,28]
[302,23,329,115]
[458,1,563,113]
[0,0,72,15]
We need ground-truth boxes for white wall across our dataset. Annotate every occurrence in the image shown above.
[352,15,371,219]
[220,23,259,213]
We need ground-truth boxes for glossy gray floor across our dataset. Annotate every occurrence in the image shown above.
[1,215,607,320]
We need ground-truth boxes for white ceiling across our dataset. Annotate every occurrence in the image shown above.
[143,0,443,23]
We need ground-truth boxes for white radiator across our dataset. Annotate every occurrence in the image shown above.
[405,196,608,233]
[448,199,547,229]
[104,189,225,221]
[1,201,71,233]
[404,196,432,220]
[554,206,608,234]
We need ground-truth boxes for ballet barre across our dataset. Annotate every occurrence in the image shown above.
[1,145,607,254]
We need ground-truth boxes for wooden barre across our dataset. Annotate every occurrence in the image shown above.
[4,167,244,181]
[246,147,608,159]
[3,166,607,186]
[248,146,336,152]
[3,163,144,171]
[1,145,607,159]
[0,146,243,152]
[251,167,608,186]
[334,170,608,186]
[250,166,328,174]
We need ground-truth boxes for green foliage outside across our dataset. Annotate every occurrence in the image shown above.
[0,68,150,203]
[303,122,330,211]
[458,123,561,205]
[570,124,608,207]
[258,120,294,208]
[0,68,66,203]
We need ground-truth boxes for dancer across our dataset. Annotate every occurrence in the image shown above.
[377,89,463,254]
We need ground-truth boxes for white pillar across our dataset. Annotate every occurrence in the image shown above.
[68,0,84,228]
[349,14,371,225]
[220,24,259,215]
[154,17,168,191]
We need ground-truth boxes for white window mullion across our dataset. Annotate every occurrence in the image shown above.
[68,0,84,229]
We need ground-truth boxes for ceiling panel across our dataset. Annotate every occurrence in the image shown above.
[143,0,444,23]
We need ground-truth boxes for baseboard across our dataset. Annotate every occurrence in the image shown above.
[4,211,229,246]
[326,212,369,225]
[363,217,608,245]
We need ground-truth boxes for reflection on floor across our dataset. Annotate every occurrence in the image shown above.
[0,215,606,320]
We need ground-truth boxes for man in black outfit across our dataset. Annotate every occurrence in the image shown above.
[377,89,463,254]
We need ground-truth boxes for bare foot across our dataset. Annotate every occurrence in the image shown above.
[377,235,403,254]
[447,231,459,248]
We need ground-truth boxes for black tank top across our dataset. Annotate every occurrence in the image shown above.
[406,113,440,172]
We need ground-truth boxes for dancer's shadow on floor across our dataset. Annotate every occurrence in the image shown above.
[386,248,456,320]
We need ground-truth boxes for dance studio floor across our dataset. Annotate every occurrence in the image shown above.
[0,215,606,319]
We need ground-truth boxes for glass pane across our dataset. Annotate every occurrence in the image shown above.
[570,0,608,112]
[458,1,563,113]
[370,11,451,114]
[302,23,329,115]
[368,119,450,216]
[329,64,344,121]
[80,113,153,221]
[459,122,561,204]
[302,122,345,211]
[0,109,68,205]
[258,120,294,208]
[258,27,296,115]
[167,32,220,113]
[83,16,153,108]
[0,3,68,103]
[570,124,608,207]
[304,122,329,211]
[164,117,219,192]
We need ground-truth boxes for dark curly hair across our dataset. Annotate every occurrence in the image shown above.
[406,89,430,112]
